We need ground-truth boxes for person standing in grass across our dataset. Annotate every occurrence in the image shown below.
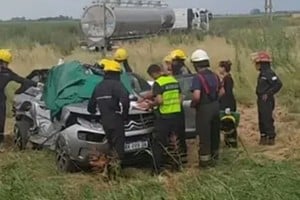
[190,49,221,168]
[88,59,129,161]
[0,49,40,151]
[218,60,237,112]
[147,64,184,174]
[218,60,238,148]
[252,51,282,146]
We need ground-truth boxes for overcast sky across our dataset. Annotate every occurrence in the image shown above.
[0,0,300,20]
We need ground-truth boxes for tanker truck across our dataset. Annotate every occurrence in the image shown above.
[80,0,212,51]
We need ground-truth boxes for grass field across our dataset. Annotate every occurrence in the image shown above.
[1,16,300,199]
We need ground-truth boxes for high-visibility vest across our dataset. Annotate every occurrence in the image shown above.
[155,75,181,114]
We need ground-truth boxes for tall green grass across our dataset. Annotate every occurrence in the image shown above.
[0,21,81,55]
[1,150,300,200]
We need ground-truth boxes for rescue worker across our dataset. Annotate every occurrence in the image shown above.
[218,60,237,112]
[170,49,191,76]
[0,49,39,148]
[218,60,238,148]
[190,49,221,168]
[87,59,130,160]
[169,50,189,156]
[113,48,133,73]
[147,64,184,173]
[163,54,172,75]
[252,51,282,145]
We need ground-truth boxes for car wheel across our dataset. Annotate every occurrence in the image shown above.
[31,142,42,150]
[55,136,77,173]
[14,120,31,150]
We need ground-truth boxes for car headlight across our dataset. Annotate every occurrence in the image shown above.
[19,101,32,112]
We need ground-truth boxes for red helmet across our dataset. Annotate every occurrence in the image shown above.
[252,51,272,63]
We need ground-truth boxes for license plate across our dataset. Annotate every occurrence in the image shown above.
[124,141,148,152]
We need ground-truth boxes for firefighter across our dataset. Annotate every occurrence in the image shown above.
[165,52,188,160]
[113,48,133,73]
[169,50,189,156]
[190,49,221,168]
[147,64,184,173]
[0,49,39,149]
[218,60,238,148]
[170,49,191,76]
[252,51,282,145]
[163,54,172,75]
[87,59,130,160]
[218,60,237,112]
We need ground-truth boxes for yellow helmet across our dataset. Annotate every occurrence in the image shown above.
[97,58,111,67]
[114,48,128,61]
[103,60,121,72]
[163,54,172,63]
[0,49,12,64]
[170,49,187,60]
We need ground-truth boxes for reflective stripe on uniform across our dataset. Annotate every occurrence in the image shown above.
[96,96,112,100]
[199,155,211,162]
[198,73,219,95]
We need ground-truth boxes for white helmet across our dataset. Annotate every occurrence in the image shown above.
[191,49,210,62]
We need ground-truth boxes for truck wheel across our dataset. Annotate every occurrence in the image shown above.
[55,136,77,173]
[14,120,30,150]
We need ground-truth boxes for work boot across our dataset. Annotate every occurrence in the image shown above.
[267,137,275,146]
[199,160,216,169]
[259,136,268,145]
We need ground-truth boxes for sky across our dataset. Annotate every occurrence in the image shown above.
[0,0,300,20]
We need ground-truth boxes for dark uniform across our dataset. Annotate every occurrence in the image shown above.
[191,69,221,167]
[152,75,184,171]
[220,74,236,111]
[256,67,282,141]
[171,62,191,76]
[88,73,130,159]
[0,67,37,143]
[219,74,238,148]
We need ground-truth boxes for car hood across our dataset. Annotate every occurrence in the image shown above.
[62,101,151,116]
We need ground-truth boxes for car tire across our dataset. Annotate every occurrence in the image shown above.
[14,120,31,150]
[55,136,77,173]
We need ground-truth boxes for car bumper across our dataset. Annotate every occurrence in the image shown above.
[59,124,154,163]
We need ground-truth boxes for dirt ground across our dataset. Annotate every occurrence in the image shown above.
[182,104,300,167]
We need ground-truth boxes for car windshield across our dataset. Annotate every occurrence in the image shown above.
[130,73,151,94]
[177,75,194,100]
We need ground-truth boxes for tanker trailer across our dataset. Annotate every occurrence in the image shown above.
[81,3,175,50]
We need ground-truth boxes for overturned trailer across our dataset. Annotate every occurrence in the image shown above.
[81,1,174,50]
[80,0,212,51]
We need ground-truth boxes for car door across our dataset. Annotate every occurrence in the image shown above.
[177,75,197,138]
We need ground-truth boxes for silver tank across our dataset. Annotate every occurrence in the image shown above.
[81,4,175,42]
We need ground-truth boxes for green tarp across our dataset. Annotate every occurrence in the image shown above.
[42,61,133,118]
